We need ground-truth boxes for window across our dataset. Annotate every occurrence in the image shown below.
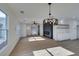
[0,10,8,49]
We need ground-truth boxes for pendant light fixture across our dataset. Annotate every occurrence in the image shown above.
[33,21,37,25]
[44,3,58,25]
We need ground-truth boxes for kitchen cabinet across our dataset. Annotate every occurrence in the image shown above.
[53,24,70,41]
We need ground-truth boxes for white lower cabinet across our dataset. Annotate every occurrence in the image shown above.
[53,25,70,41]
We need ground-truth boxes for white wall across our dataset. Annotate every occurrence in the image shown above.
[0,4,19,56]
[20,23,27,37]
[18,17,43,37]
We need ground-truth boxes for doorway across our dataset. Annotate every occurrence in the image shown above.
[31,22,40,36]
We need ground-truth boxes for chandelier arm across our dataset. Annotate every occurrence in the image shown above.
[48,3,52,19]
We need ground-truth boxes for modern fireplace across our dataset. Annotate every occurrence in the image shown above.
[43,22,53,39]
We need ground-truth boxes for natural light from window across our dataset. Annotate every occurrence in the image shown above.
[0,11,6,18]
[28,37,45,42]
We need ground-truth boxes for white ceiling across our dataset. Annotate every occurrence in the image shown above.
[7,3,79,20]
[8,3,48,18]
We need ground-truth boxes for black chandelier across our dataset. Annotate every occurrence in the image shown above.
[44,3,58,25]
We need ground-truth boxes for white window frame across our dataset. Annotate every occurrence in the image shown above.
[0,9,8,50]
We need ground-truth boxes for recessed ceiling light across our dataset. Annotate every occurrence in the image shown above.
[20,10,24,14]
